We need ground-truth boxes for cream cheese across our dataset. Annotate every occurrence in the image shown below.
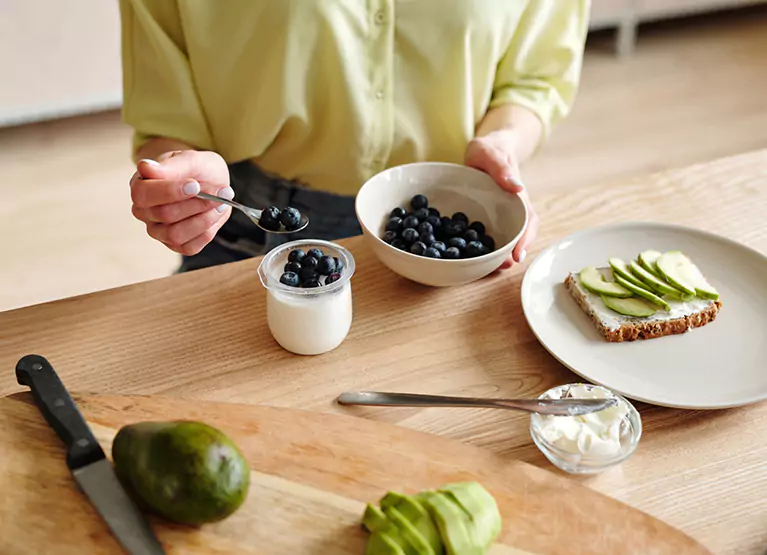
[536,384,629,457]
[573,268,714,330]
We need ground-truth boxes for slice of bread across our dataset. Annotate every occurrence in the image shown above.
[565,269,722,342]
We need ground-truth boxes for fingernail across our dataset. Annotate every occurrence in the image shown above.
[139,158,160,167]
[506,176,524,189]
[182,180,200,195]
[218,186,235,200]
[518,249,528,263]
[216,204,228,213]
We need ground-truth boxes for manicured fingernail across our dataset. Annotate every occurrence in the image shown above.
[506,176,524,189]
[139,158,160,167]
[182,180,200,195]
[218,186,235,200]
[216,204,228,213]
[518,249,527,263]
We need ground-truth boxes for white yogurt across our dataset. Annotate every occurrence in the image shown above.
[258,240,356,356]
[536,384,629,457]
[266,284,353,355]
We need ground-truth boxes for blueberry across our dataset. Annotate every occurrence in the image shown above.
[419,232,436,246]
[410,194,428,210]
[448,237,467,250]
[445,221,467,237]
[426,215,442,231]
[402,216,420,230]
[285,261,302,274]
[465,241,484,258]
[445,247,461,259]
[259,206,281,231]
[431,241,446,254]
[302,278,321,288]
[288,249,306,264]
[279,207,302,230]
[280,272,300,287]
[317,255,337,275]
[479,244,491,255]
[383,230,398,244]
[307,248,324,260]
[418,221,433,235]
[424,247,441,258]
[410,241,427,256]
[481,235,496,251]
[464,229,480,243]
[334,257,344,274]
[452,212,469,224]
[428,207,441,218]
[391,239,406,250]
[386,217,403,232]
[469,221,486,236]
[303,257,319,270]
[325,273,342,285]
[299,267,319,283]
[413,208,430,221]
[390,207,407,219]
[401,228,419,244]
[440,216,452,229]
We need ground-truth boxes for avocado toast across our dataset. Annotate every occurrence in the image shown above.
[566,250,722,342]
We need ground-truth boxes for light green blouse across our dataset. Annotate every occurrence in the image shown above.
[119,0,590,195]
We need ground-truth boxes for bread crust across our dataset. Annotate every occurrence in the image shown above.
[565,274,721,342]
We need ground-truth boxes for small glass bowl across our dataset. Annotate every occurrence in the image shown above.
[529,383,642,475]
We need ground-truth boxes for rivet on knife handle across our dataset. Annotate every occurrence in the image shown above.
[16,354,105,470]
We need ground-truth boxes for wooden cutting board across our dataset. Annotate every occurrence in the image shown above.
[0,393,710,555]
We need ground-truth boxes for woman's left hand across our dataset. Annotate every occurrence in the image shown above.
[465,130,539,270]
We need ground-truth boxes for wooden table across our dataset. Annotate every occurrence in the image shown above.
[2,150,767,554]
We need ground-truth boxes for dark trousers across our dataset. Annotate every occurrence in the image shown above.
[179,161,362,272]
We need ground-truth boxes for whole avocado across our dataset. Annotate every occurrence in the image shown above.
[112,421,250,525]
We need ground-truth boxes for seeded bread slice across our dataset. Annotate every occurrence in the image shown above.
[565,272,722,343]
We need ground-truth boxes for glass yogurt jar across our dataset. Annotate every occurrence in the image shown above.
[258,240,355,356]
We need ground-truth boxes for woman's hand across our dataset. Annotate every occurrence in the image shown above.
[130,150,233,256]
[465,129,539,270]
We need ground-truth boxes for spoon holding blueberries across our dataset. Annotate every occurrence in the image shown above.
[196,191,309,234]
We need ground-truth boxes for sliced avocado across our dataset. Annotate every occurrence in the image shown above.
[601,295,658,318]
[628,260,681,297]
[380,493,442,555]
[614,274,671,310]
[638,250,663,277]
[579,267,632,298]
[656,251,719,300]
[418,492,482,555]
[366,531,407,555]
[608,258,647,290]
[383,506,435,555]
[363,504,392,533]
[438,483,501,551]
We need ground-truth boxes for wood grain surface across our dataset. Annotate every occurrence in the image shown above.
[0,393,709,555]
[1,150,766,553]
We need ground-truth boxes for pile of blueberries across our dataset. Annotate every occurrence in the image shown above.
[382,194,495,259]
[259,206,302,232]
[279,248,344,289]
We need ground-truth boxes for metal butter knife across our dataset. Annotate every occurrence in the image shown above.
[16,355,165,555]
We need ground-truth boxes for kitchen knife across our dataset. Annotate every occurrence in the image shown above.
[16,354,165,555]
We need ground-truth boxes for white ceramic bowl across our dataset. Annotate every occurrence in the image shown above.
[355,162,528,287]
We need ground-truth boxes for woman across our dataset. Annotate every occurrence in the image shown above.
[120,1,589,272]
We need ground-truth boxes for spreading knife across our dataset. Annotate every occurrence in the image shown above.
[16,354,166,555]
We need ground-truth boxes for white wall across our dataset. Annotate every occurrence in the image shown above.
[0,0,123,127]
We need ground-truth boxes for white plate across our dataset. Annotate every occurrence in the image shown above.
[521,222,767,409]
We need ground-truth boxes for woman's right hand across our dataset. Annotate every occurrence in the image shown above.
[130,150,234,255]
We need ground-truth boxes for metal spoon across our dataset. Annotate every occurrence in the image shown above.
[197,191,309,234]
[337,391,617,417]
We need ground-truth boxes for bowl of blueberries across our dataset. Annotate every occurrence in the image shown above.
[355,162,528,286]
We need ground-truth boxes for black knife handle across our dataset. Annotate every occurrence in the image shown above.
[16,354,104,470]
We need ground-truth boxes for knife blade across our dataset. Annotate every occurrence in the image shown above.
[16,354,165,555]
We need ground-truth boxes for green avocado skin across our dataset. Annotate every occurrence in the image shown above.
[112,421,250,525]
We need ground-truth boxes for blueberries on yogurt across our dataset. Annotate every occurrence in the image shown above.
[279,248,345,289]
[381,194,496,260]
